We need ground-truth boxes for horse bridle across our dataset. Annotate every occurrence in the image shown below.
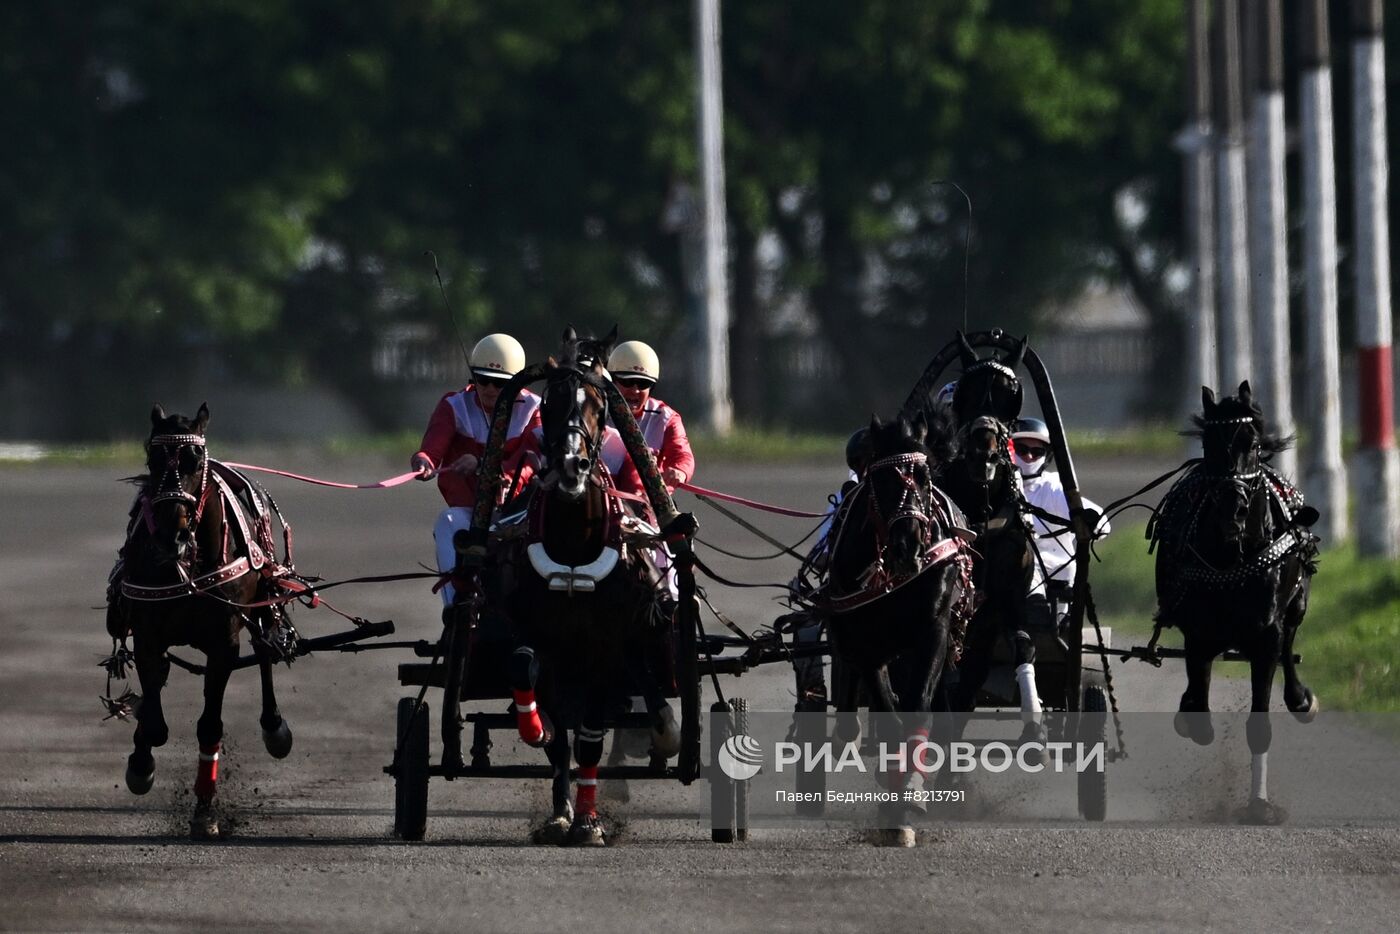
[1196,415,1267,545]
[545,367,604,478]
[865,451,936,558]
[962,415,1012,483]
[141,432,213,567]
[148,432,211,508]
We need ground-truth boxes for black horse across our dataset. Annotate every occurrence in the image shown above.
[822,408,972,846]
[1150,382,1320,823]
[934,335,1039,736]
[107,404,295,839]
[503,328,669,846]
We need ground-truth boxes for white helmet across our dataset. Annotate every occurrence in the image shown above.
[469,333,526,380]
[1010,417,1052,478]
[609,340,660,383]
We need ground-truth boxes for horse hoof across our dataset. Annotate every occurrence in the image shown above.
[1237,796,1288,826]
[565,813,607,847]
[651,706,681,758]
[522,711,555,749]
[866,827,916,848]
[834,715,862,751]
[1174,712,1214,746]
[262,719,293,759]
[619,728,652,759]
[531,815,572,846]
[602,779,632,804]
[1291,691,1319,724]
[189,804,221,841]
[1017,723,1048,765]
[125,755,155,796]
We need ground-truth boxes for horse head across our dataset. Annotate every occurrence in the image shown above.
[950,330,1026,427]
[862,410,947,579]
[1190,381,1277,558]
[541,325,616,501]
[142,403,211,568]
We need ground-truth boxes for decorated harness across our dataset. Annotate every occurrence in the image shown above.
[1149,461,1318,614]
[815,452,976,652]
[116,433,300,606]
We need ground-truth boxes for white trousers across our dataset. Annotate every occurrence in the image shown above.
[433,506,475,607]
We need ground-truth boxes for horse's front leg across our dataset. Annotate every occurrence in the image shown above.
[190,639,237,840]
[125,630,170,795]
[1241,624,1288,824]
[1280,574,1318,721]
[1174,626,1216,745]
[566,703,607,847]
[253,626,293,759]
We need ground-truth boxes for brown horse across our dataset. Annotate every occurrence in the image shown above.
[503,329,665,846]
[107,404,295,839]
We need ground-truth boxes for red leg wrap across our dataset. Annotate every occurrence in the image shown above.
[194,742,221,801]
[512,690,544,744]
[575,764,599,817]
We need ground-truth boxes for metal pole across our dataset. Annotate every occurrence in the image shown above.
[1246,0,1297,480]
[1352,0,1400,556]
[692,0,733,434]
[1177,0,1219,418]
[1214,0,1252,386]
[1298,0,1349,544]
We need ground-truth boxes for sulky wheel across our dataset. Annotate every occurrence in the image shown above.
[1077,677,1108,822]
[709,699,737,843]
[394,697,430,841]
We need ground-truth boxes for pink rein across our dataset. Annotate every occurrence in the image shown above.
[224,459,828,519]
[221,462,423,489]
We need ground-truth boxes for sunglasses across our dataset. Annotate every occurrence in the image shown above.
[1016,443,1049,460]
[474,377,510,390]
[616,377,654,390]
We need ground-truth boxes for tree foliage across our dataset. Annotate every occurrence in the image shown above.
[1,0,1201,434]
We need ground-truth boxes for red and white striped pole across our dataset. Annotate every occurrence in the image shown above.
[1351,0,1400,557]
[1298,0,1349,544]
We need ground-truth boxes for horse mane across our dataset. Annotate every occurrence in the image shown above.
[921,401,960,466]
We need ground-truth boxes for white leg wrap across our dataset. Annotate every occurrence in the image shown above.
[1015,663,1043,716]
[433,507,475,607]
[1251,753,1268,801]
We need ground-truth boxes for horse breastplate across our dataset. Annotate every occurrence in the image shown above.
[1151,464,1318,609]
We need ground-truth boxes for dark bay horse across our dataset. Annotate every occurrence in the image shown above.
[823,409,972,846]
[504,329,664,846]
[934,335,1039,738]
[1150,382,1320,823]
[108,404,295,839]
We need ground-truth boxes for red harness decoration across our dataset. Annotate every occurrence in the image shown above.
[815,452,975,616]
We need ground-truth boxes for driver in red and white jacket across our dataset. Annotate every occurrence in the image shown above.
[411,333,540,606]
[602,340,695,497]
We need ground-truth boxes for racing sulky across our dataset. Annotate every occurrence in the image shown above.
[933,333,1042,747]
[1149,381,1320,824]
[820,407,974,846]
[106,404,299,839]
[504,327,676,846]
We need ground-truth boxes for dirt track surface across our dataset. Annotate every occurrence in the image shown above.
[3,452,1398,933]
